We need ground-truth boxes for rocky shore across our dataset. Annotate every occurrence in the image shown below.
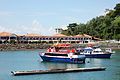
[0,43,120,51]
[99,43,120,50]
[0,44,52,51]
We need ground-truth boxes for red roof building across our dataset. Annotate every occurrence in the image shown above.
[0,32,99,44]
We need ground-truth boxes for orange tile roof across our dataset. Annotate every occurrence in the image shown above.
[53,43,71,47]
[74,34,92,38]
[52,33,67,37]
[74,34,84,37]
[93,37,102,41]
[0,32,15,36]
[83,34,92,38]
[17,34,24,36]
[25,33,43,37]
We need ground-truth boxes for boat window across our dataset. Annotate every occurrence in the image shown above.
[45,53,68,56]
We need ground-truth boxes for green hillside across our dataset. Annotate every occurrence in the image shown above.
[61,3,120,40]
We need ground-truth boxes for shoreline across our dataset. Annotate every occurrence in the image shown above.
[0,43,120,51]
[0,44,51,51]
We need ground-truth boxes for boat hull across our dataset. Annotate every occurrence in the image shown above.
[39,55,85,64]
[85,53,112,58]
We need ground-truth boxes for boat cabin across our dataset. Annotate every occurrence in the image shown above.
[105,48,115,53]
[47,43,76,53]
[80,47,104,54]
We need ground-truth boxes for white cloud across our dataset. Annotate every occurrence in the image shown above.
[70,8,85,13]
[54,24,68,30]
[48,27,56,35]
[31,19,44,34]
[0,25,5,31]
[63,16,80,23]
[61,25,68,30]
[14,20,45,35]
[30,20,56,35]
[0,11,14,16]
[0,19,56,35]
[0,25,14,33]
[0,11,57,17]
[27,12,57,16]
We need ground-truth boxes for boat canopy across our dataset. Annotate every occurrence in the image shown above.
[84,47,93,51]
[93,48,102,51]
[53,43,71,48]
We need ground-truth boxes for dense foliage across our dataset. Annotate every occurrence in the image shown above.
[61,3,120,40]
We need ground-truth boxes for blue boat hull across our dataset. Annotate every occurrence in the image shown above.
[85,53,112,58]
[39,55,85,64]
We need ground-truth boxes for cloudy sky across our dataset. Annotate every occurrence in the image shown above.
[0,0,119,35]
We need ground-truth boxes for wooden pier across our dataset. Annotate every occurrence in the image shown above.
[11,67,106,76]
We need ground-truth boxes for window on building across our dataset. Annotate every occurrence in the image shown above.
[53,38,55,40]
[49,38,52,40]
[57,38,59,40]
[61,38,63,40]
[75,38,78,40]
[65,38,68,40]
[72,38,74,40]
[69,38,71,40]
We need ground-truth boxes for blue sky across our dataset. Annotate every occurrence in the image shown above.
[0,0,119,35]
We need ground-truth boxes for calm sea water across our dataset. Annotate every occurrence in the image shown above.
[0,49,120,80]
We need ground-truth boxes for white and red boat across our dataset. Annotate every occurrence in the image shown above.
[39,43,86,64]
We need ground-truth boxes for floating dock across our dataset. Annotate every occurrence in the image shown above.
[11,67,106,76]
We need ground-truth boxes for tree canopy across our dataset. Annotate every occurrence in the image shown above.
[61,3,120,40]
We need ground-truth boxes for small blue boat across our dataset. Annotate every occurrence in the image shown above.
[39,52,86,64]
[85,53,112,58]
[80,47,113,58]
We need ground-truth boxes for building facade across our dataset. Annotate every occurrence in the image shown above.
[0,32,95,44]
[0,32,17,44]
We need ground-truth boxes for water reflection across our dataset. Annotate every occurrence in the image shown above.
[40,62,85,70]
[38,57,109,70]
[85,58,109,67]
